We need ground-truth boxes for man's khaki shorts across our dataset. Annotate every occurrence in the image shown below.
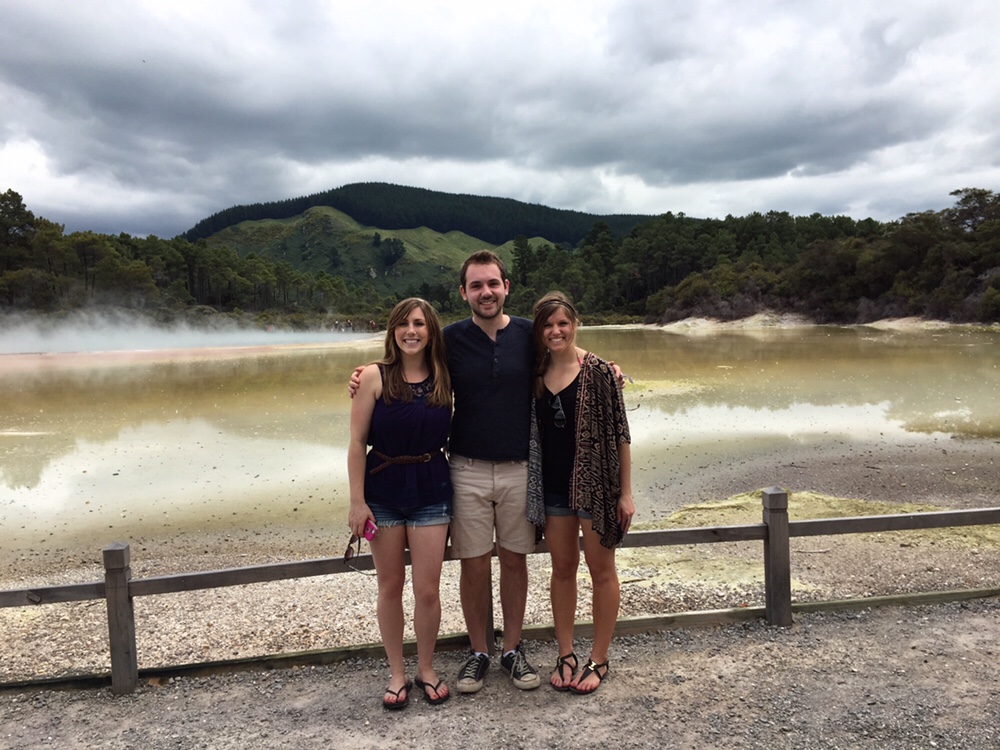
[447,455,536,558]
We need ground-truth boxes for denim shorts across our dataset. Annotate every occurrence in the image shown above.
[367,501,451,528]
[544,491,592,520]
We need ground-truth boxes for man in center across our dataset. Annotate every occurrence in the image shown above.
[444,249,541,693]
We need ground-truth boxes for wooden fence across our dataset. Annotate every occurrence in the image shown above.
[2,488,1000,695]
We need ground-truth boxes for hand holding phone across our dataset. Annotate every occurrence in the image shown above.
[363,518,379,541]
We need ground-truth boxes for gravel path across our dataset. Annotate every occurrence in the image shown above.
[3,599,999,749]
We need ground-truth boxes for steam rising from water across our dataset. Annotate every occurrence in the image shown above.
[0,312,375,354]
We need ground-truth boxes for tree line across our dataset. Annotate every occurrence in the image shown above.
[0,189,384,324]
[508,188,1000,323]
[2,186,999,325]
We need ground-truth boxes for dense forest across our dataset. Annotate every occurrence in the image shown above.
[1,185,999,327]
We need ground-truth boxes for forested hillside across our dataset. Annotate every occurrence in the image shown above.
[183,182,651,247]
[200,205,498,304]
[1,186,998,326]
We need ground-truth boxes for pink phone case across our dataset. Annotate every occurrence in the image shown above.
[364,519,378,540]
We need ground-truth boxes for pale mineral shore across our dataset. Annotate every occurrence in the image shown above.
[2,317,1000,749]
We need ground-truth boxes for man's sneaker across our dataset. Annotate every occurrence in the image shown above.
[500,642,541,690]
[456,651,490,694]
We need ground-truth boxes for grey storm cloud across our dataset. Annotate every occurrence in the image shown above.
[1,0,998,238]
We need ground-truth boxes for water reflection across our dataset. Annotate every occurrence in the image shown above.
[587,327,1000,438]
[1,326,998,553]
[1,350,362,488]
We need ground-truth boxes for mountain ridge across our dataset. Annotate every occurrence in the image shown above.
[183,182,655,246]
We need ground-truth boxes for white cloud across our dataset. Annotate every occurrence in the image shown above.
[1,0,999,237]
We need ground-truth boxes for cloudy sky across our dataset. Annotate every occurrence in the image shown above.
[2,0,998,238]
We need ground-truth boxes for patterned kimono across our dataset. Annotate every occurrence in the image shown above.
[528,352,631,548]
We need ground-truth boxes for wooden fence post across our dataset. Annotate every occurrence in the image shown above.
[762,488,793,626]
[103,542,138,694]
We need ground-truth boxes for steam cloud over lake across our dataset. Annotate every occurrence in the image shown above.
[0,312,375,354]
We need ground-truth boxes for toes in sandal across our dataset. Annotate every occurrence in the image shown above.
[551,652,578,692]
[383,679,412,710]
[414,675,450,705]
[570,660,609,695]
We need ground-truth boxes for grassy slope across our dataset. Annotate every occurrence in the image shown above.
[205,206,549,297]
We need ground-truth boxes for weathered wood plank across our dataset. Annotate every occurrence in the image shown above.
[763,488,793,626]
[2,510,997,608]
[619,525,767,548]
[530,524,766,555]
[792,587,1000,612]
[125,527,769,598]
[0,583,104,608]
[1,511,994,607]
[103,543,138,695]
[790,508,1000,538]
[128,555,368,597]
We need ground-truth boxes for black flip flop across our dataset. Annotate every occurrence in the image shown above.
[414,675,450,705]
[383,679,412,710]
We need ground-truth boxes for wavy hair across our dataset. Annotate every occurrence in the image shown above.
[377,298,452,408]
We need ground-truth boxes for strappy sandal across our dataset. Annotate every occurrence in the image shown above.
[414,675,450,705]
[570,659,609,695]
[383,679,412,710]
[551,652,578,691]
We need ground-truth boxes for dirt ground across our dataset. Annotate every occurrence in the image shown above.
[3,600,999,750]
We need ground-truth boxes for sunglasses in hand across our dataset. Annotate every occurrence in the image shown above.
[343,535,377,576]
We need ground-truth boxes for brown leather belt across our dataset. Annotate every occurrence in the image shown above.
[368,448,442,476]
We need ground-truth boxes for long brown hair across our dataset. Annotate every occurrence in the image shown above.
[531,291,579,398]
[377,298,452,408]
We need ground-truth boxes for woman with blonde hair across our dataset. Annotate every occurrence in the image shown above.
[348,298,453,709]
[528,291,633,695]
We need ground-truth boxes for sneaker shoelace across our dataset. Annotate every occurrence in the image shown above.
[460,655,486,680]
[508,649,535,676]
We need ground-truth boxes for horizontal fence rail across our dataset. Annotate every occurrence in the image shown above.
[0,581,105,608]
[2,488,1000,694]
[789,508,1000,537]
[0,526,772,608]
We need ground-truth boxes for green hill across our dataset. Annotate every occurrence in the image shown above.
[203,205,550,298]
[190,182,656,299]
[186,182,652,246]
